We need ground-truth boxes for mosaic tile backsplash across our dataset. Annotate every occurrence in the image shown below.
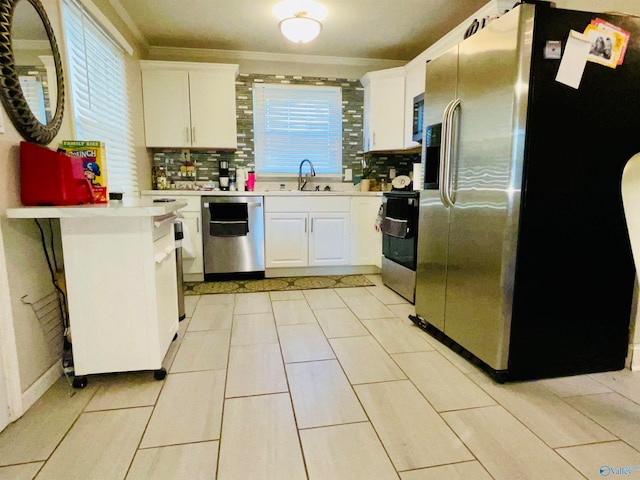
[152,72,420,188]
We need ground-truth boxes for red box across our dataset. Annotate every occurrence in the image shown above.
[20,141,95,206]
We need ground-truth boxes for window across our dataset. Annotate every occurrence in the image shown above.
[253,83,342,176]
[62,0,138,194]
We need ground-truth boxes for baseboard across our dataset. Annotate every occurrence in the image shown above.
[184,273,204,282]
[20,363,62,417]
[266,265,381,278]
[628,344,640,371]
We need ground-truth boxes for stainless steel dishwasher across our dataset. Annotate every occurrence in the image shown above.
[201,196,265,280]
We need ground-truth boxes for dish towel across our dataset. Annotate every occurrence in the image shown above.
[380,217,409,238]
[179,215,196,259]
[176,212,196,258]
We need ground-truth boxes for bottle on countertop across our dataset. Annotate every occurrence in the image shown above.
[236,167,246,191]
[155,166,167,190]
[247,171,255,191]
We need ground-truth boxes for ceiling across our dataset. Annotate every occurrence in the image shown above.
[117,0,493,61]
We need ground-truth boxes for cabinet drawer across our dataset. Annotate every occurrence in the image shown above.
[265,196,349,213]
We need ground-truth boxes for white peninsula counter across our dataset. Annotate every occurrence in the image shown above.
[7,198,187,387]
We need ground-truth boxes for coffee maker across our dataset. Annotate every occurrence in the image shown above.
[219,160,229,191]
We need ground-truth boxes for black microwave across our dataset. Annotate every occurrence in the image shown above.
[412,93,424,143]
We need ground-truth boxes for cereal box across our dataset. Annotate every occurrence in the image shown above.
[60,140,108,203]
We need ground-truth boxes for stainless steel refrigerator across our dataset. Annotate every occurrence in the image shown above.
[413,2,639,381]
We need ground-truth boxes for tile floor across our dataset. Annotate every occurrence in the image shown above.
[0,274,639,479]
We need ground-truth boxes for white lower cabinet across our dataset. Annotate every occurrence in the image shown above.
[60,215,179,378]
[309,213,349,266]
[265,197,350,268]
[350,196,383,267]
[264,213,307,267]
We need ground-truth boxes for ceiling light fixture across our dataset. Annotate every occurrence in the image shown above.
[272,0,328,44]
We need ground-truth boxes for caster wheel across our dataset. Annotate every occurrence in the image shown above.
[173,332,178,341]
[72,376,88,389]
[154,368,167,381]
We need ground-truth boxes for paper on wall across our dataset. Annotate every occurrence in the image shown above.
[555,30,592,89]
[412,163,423,190]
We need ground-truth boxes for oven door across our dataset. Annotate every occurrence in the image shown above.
[383,233,417,270]
[381,193,419,271]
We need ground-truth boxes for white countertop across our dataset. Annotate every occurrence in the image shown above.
[6,198,188,219]
[140,189,384,197]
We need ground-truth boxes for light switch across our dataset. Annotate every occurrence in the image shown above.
[544,40,562,60]
[344,168,352,181]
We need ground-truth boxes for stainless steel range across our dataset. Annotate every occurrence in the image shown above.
[381,190,419,303]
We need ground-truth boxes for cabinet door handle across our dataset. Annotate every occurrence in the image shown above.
[304,218,307,233]
[192,126,196,144]
[310,218,313,233]
[185,127,190,144]
[196,222,199,233]
[373,131,376,147]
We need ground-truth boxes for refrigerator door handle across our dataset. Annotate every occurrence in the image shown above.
[440,98,460,208]
[439,100,454,207]
[445,98,460,206]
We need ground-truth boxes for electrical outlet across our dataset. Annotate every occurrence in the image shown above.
[344,168,352,181]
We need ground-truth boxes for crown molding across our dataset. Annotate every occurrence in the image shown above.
[109,0,148,49]
[147,46,406,69]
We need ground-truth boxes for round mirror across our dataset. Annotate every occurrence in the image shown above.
[0,0,64,145]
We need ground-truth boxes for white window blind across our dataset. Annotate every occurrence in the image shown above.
[253,83,342,175]
[62,0,138,194]
[19,76,46,124]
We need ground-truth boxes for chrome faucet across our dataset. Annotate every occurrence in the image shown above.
[298,159,316,191]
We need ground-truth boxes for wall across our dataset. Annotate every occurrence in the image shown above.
[0,0,148,424]
[0,0,75,417]
[152,73,365,187]
[150,71,424,191]
[555,0,640,369]
[4,0,640,426]
[554,0,640,15]
[83,0,151,191]
[148,47,406,81]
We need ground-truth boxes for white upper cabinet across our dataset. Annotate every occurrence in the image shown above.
[141,61,239,149]
[360,67,405,152]
[403,60,426,149]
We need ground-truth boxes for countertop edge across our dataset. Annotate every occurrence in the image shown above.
[6,200,188,219]
[140,190,384,197]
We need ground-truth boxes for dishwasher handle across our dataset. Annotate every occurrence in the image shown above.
[203,202,262,208]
